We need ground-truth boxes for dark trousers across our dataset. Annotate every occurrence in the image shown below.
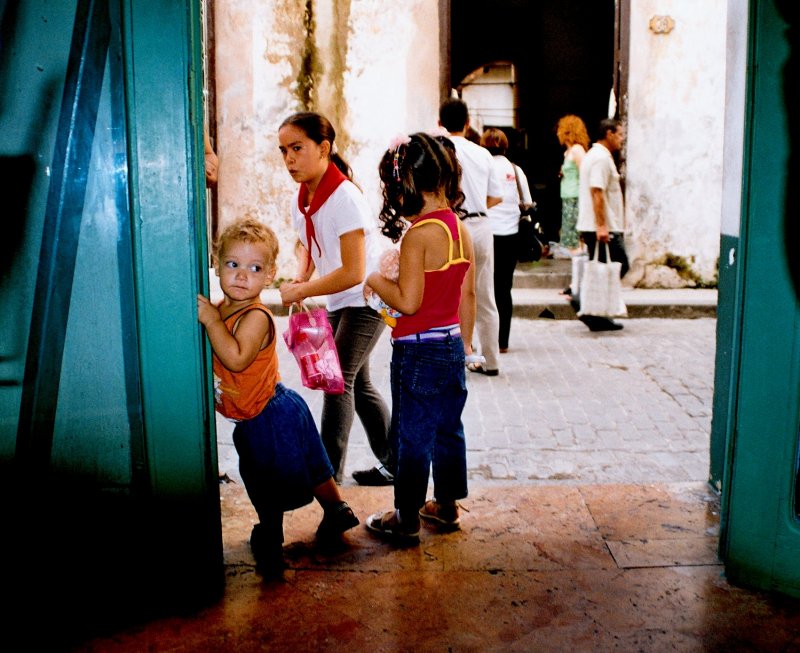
[493,233,518,349]
[571,232,629,329]
[582,231,629,277]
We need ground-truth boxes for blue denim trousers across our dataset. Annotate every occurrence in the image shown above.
[323,306,391,481]
[233,383,334,520]
[390,335,469,519]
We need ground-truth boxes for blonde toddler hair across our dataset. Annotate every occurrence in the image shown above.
[214,217,280,266]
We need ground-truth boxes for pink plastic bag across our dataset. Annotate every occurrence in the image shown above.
[282,303,345,394]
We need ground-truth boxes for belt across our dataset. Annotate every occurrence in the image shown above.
[392,325,461,343]
[461,211,486,220]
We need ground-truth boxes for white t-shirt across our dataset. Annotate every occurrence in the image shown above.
[291,180,382,311]
[450,136,504,214]
[577,143,625,233]
[486,155,533,236]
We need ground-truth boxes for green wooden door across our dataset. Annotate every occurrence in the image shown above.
[0,0,221,640]
[717,0,800,598]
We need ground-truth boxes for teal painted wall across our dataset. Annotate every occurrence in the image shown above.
[0,1,77,459]
[0,1,221,643]
[718,0,800,598]
[709,233,740,489]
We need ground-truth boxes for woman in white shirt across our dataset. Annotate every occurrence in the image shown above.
[480,128,533,354]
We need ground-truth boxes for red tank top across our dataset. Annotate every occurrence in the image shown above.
[391,209,470,338]
[213,304,280,421]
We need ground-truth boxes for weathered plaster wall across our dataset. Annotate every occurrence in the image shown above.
[625,0,727,287]
[214,0,440,278]
[214,1,729,288]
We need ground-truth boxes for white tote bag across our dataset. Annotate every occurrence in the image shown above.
[577,244,627,318]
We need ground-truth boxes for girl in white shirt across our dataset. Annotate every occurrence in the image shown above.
[278,112,392,487]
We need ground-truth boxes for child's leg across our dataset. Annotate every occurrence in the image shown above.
[276,385,360,539]
[232,416,287,577]
[249,509,285,578]
[313,477,343,504]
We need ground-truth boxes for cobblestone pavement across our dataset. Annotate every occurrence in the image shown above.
[216,317,716,488]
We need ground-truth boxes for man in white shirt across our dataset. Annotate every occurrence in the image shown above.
[439,98,503,375]
[572,118,629,332]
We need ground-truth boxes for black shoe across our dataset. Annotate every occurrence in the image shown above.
[352,466,394,486]
[316,501,360,540]
[584,317,624,332]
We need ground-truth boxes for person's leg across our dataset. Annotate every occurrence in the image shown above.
[493,233,517,351]
[248,510,284,578]
[466,218,500,372]
[232,419,287,577]
[313,476,360,540]
[559,197,580,250]
[422,337,469,529]
[351,318,391,464]
[608,233,629,277]
[367,340,450,544]
[233,417,279,522]
[321,307,390,482]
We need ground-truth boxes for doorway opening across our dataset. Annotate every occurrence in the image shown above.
[449,0,617,243]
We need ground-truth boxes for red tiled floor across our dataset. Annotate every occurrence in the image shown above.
[73,482,800,652]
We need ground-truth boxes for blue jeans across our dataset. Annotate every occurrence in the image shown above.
[390,336,468,519]
[323,306,390,481]
[233,383,334,520]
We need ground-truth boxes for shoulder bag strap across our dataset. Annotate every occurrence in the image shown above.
[511,162,523,204]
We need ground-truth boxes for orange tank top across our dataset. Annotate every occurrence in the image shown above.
[213,303,280,421]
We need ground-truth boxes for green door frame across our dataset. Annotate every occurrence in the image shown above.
[121,0,216,499]
[717,0,800,598]
[2,1,222,638]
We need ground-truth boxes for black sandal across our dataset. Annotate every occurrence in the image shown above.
[316,501,360,540]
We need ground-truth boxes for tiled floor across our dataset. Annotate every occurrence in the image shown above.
[75,481,800,652]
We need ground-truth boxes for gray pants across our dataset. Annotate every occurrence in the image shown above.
[323,306,391,482]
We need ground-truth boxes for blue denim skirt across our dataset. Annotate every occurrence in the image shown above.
[232,383,334,514]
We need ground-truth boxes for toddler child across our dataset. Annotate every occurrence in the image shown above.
[197,218,358,577]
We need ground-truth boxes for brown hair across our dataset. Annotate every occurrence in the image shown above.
[279,111,354,181]
[480,128,508,156]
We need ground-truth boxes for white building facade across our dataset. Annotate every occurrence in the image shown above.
[211,0,732,288]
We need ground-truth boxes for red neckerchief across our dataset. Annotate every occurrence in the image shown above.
[298,162,348,260]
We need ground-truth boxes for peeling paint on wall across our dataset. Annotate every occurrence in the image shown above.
[625,0,726,287]
[296,0,318,109]
[214,0,440,277]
